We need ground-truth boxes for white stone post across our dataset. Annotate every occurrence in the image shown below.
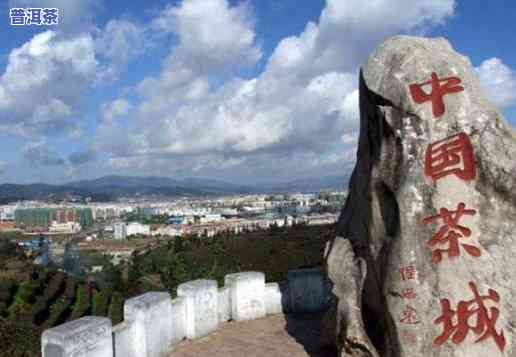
[170,297,187,347]
[225,271,266,321]
[287,268,327,313]
[177,279,219,339]
[42,316,112,357]
[218,286,231,323]
[112,321,134,357]
[124,292,173,357]
[264,282,286,315]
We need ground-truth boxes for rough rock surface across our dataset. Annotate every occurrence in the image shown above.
[324,35,516,357]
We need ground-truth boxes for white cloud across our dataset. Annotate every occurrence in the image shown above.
[152,0,261,74]
[96,0,456,180]
[266,0,455,77]
[100,98,132,123]
[68,149,96,166]
[95,19,147,82]
[0,30,97,138]
[476,57,516,108]
[23,141,65,166]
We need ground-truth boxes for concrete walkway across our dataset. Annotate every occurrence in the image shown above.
[170,313,337,357]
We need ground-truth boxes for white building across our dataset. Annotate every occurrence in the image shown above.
[199,213,223,224]
[114,222,127,240]
[126,222,150,236]
[153,225,183,237]
[48,221,82,234]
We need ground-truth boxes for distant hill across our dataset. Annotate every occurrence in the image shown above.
[0,174,350,203]
[67,175,254,196]
[262,174,350,193]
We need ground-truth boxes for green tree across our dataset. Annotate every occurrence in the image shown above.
[159,253,188,296]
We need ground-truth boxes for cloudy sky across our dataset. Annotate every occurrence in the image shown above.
[0,0,515,185]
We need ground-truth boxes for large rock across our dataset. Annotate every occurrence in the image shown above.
[324,36,516,357]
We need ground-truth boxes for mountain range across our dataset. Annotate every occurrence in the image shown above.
[0,174,350,203]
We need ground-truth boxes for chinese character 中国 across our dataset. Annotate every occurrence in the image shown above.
[423,202,480,263]
[409,72,465,118]
[434,282,505,352]
[10,8,27,25]
[425,132,476,181]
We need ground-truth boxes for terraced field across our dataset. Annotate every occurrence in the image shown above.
[0,270,123,357]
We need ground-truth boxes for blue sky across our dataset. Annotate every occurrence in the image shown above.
[0,0,515,184]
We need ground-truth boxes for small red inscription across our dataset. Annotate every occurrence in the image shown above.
[423,202,480,263]
[400,305,421,325]
[425,132,476,181]
[409,72,464,117]
[434,282,505,352]
[401,288,417,300]
[399,264,417,281]
[401,329,418,344]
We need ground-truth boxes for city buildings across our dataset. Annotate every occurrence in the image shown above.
[126,222,151,236]
[113,221,150,239]
[113,222,127,240]
[48,221,81,234]
[3,190,345,238]
[14,207,93,231]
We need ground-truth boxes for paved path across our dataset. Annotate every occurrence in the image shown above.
[171,313,337,357]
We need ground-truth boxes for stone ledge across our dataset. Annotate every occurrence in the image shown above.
[41,268,328,357]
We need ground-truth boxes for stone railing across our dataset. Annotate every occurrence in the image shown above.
[41,268,329,357]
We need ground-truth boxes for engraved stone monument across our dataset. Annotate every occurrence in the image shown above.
[324,36,516,357]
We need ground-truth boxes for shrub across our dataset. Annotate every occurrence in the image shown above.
[63,277,77,302]
[108,292,123,324]
[91,289,109,317]
[0,280,14,303]
[70,284,91,320]
[41,277,76,329]
[0,318,40,357]
[16,281,38,304]
[31,272,66,325]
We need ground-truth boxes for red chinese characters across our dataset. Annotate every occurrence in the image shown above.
[425,132,476,181]
[434,282,506,352]
[401,329,418,345]
[423,202,480,263]
[409,72,465,118]
[399,264,417,281]
[400,305,421,325]
[401,288,417,300]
